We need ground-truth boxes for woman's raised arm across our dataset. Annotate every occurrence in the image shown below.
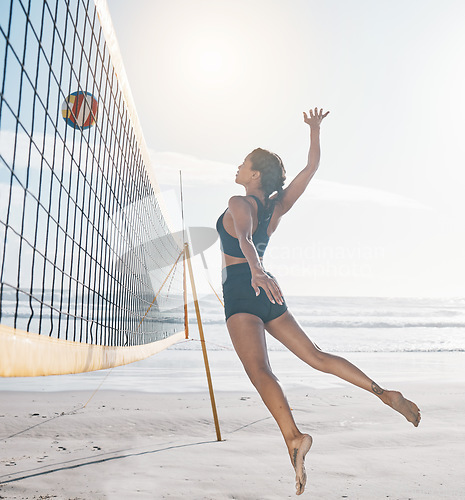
[277,107,329,215]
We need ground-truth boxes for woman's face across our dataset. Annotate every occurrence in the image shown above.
[235,156,257,186]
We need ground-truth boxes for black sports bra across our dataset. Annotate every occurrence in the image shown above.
[216,195,274,258]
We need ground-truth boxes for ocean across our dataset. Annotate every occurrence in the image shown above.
[182,294,465,353]
[1,295,464,393]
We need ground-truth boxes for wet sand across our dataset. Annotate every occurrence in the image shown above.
[1,353,464,499]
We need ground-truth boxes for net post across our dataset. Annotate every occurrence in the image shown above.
[183,245,189,339]
[180,170,189,340]
[184,242,222,442]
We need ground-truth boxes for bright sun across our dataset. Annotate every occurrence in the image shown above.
[185,40,235,86]
[199,50,223,74]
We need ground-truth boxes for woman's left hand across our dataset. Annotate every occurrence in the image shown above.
[251,271,284,305]
[303,107,330,128]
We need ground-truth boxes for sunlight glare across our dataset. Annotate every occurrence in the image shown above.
[185,38,236,86]
[199,50,223,74]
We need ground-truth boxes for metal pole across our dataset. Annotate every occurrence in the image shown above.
[184,242,222,442]
[182,243,189,339]
[180,170,189,339]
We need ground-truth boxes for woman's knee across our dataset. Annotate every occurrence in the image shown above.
[305,349,334,372]
[245,364,276,388]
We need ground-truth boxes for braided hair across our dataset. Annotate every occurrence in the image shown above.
[248,148,286,209]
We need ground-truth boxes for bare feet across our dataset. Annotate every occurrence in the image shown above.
[289,434,313,496]
[382,390,421,427]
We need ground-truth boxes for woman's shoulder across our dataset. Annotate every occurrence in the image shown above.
[228,194,281,215]
[228,195,257,209]
[226,196,260,221]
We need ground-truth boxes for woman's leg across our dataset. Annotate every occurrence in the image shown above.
[227,312,312,495]
[265,311,421,427]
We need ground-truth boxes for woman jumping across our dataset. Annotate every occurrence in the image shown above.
[216,108,421,496]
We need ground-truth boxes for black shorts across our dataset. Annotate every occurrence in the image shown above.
[222,263,288,323]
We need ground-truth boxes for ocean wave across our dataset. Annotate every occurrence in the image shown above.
[170,343,465,353]
[185,317,465,328]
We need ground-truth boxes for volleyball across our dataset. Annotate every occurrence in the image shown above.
[62,90,98,129]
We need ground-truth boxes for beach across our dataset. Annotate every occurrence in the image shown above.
[1,349,465,499]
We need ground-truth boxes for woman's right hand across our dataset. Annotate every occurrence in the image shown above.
[303,107,330,128]
[251,270,284,305]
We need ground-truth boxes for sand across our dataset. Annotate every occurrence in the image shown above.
[1,352,465,499]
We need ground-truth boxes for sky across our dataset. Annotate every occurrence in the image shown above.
[107,0,465,298]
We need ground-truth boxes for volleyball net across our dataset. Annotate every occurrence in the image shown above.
[0,0,186,376]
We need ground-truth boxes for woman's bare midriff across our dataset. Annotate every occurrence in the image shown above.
[221,252,263,269]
